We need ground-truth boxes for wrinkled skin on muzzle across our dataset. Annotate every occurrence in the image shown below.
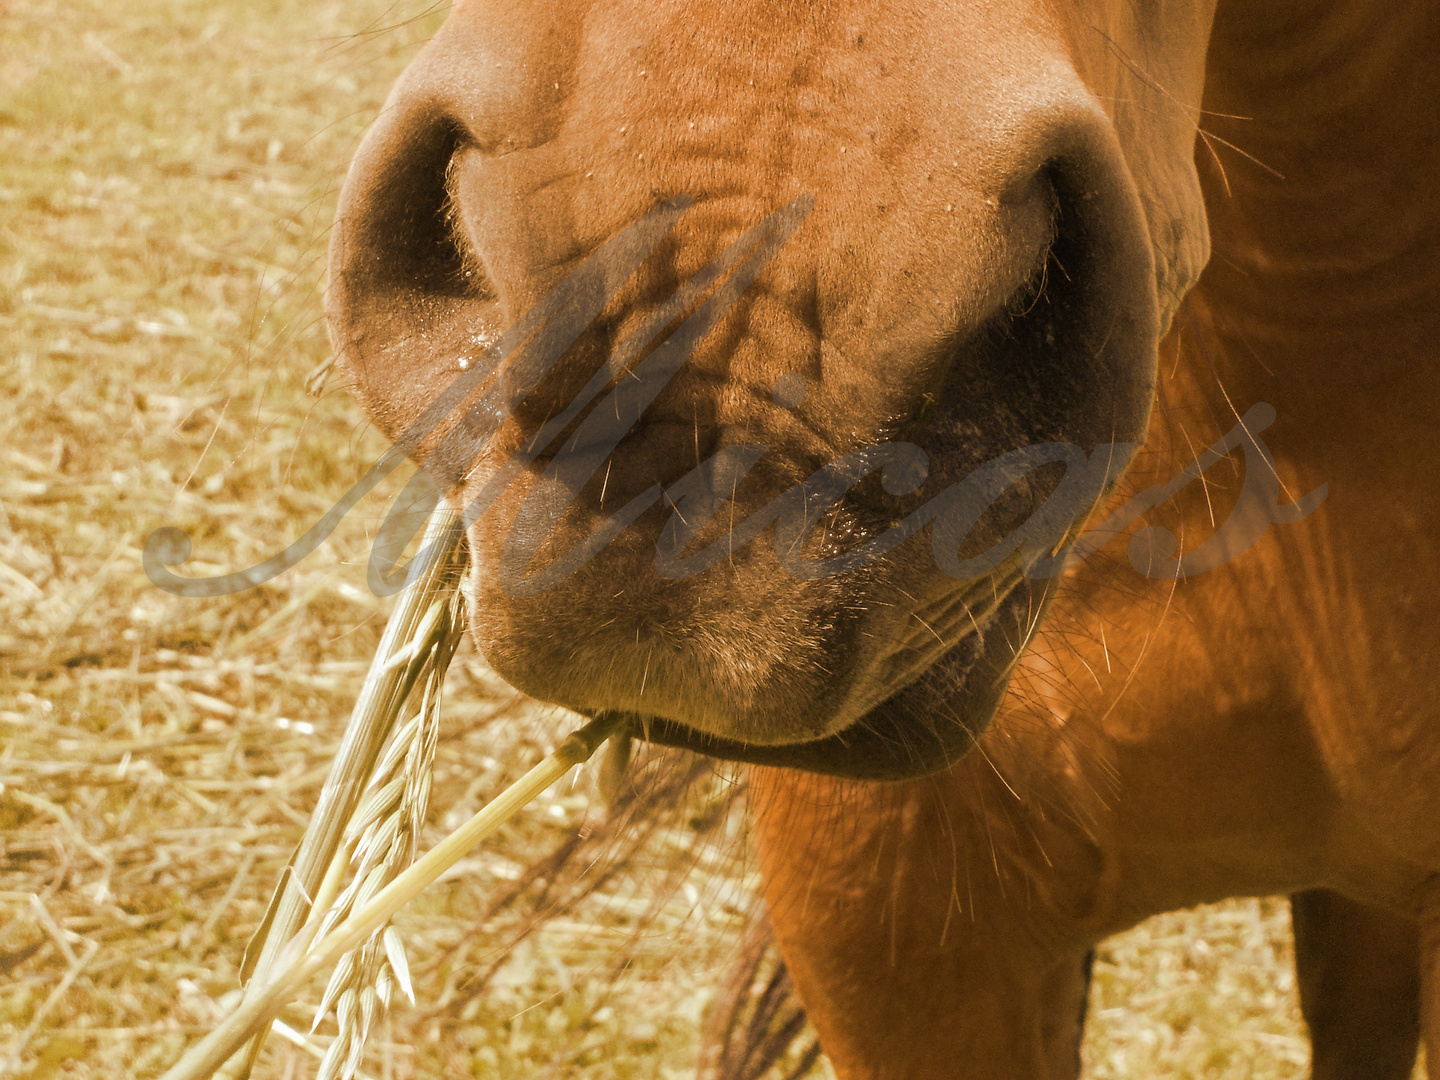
[327,0,1215,778]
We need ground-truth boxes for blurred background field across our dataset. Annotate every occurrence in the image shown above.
[0,0,1400,1077]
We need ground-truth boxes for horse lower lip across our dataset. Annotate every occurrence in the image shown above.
[631,574,1042,780]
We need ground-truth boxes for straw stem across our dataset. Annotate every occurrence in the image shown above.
[228,502,466,1078]
[159,711,626,1080]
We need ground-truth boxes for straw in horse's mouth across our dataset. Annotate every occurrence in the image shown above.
[167,504,636,1080]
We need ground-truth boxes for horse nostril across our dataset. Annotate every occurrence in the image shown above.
[327,99,505,449]
[1000,146,1157,443]
[330,107,478,302]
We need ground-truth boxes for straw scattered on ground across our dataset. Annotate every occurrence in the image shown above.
[1,1,1415,1077]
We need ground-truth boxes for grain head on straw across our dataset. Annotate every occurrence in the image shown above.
[158,502,640,1080]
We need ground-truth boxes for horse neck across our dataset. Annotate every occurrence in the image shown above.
[1171,0,1440,475]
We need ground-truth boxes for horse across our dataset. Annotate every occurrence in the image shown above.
[324,0,1440,1074]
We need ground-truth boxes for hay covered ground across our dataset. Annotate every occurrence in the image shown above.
[0,1,1414,1077]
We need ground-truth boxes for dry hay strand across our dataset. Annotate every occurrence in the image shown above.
[157,498,765,1080]
[224,503,469,1080]
[162,708,629,1080]
[171,500,582,1079]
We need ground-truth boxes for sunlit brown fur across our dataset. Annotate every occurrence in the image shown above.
[329,0,1440,1075]
[752,1,1440,1073]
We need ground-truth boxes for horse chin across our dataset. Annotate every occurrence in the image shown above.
[614,573,1054,781]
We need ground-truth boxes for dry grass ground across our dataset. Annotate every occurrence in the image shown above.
[0,1,1421,1078]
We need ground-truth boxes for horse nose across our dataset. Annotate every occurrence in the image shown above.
[323,13,1171,764]
[973,87,1163,449]
[811,80,1163,462]
[328,50,1162,464]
